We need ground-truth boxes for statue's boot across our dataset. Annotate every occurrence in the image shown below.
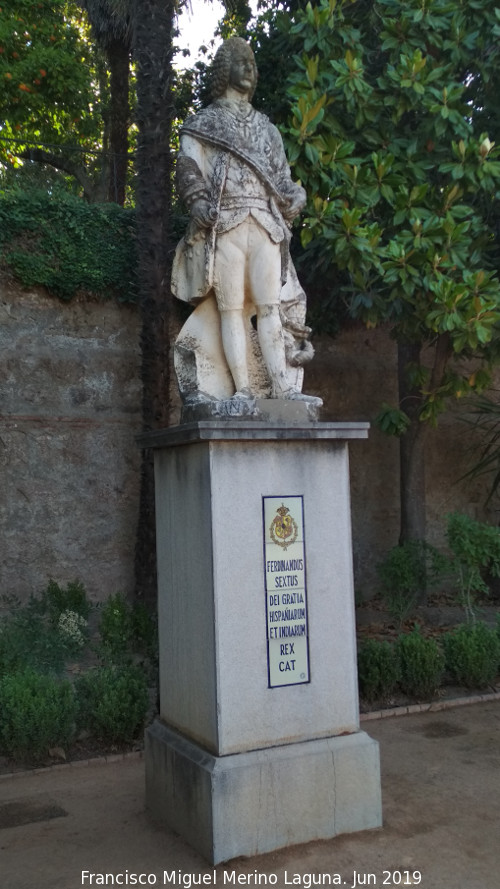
[275,387,323,407]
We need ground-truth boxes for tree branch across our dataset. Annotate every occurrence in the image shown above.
[20,148,107,202]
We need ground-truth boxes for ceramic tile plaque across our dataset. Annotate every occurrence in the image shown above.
[263,495,310,688]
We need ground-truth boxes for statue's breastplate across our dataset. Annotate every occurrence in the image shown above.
[216,156,285,243]
[220,156,270,209]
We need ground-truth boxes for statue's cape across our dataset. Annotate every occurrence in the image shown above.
[180,102,289,202]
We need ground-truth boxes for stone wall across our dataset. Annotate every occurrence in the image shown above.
[0,279,142,604]
[1,278,495,603]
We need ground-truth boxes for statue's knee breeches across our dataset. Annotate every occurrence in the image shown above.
[213,220,282,311]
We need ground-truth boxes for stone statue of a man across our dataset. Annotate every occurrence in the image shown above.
[172,36,321,415]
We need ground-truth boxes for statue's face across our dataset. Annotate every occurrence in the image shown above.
[228,49,257,96]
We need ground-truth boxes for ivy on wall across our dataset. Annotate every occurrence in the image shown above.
[0,186,138,301]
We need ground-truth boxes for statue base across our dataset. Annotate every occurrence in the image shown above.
[180,396,321,424]
[146,720,381,864]
[138,419,382,864]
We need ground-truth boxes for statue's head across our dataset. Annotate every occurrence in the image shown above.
[211,37,258,101]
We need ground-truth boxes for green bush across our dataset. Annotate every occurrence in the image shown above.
[443,622,500,688]
[41,579,92,622]
[357,639,400,703]
[76,664,149,743]
[447,512,500,620]
[377,540,448,625]
[97,593,157,667]
[130,601,158,660]
[0,604,69,676]
[97,593,135,661]
[0,669,76,761]
[0,582,91,674]
[0,185,137,301]
[397,628,445,699]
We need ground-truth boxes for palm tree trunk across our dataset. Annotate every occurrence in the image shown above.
[107,37,130,205]
[132,0,176,604]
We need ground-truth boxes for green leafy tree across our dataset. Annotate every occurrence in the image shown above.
[0,0,134,202]
[0,0,106,196]
[281,0,500,544]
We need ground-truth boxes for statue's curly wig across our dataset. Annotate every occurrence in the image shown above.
[211,37,257,101]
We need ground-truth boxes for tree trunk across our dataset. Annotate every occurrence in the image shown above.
[107,37,130,205]
[398,334,453,604]
[131,0,176,605]
[398,341,427,546]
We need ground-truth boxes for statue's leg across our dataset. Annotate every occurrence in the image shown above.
[249,224,323,405]
[254,304,289,396]
[213,228,251,395]
[219,309,251,394]
[247,225,290,396]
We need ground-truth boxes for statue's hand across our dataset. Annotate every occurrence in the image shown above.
[190,199,217,230]
[280,187,307,222]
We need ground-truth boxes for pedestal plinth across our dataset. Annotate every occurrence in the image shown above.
[139,419,382,863]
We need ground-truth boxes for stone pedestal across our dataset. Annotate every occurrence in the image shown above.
[139,418,382,863]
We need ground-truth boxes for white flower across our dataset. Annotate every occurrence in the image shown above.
[479,137,494,158]
[58,610,87,648]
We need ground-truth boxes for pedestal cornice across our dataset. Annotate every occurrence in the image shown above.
[137,419,370,450]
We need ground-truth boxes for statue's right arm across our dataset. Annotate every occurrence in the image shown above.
[176,134,214,231]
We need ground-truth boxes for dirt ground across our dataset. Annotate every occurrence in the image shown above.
[1,700,499,889]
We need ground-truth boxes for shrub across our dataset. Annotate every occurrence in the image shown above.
[130,601,158,661]
[357,639,400,703]
[97,593,135,661]
[0,583,91,674]
[0,605,68,676]
[443,622,500,688]
[0,185,137,301]
[0,669,76,761]
[41,579,92,622]
[397,628,445,699]
[97,594,157,668]
[377,540,448,625]
[76,664,149,744]
[446,512,500,621]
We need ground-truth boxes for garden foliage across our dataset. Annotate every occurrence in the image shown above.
[377,540,447,625]
[0,583,156,762]
[0,0,97,165]
[75,664,149,744]
[446,512,500,620]
[444,622,500,688]
[0,580,92,676]
[282,0,500,426]
[0,668,76,760]
[0,185,137,300]
[97,592,158,671]
[357,638,400,702]
[397,627,444,699]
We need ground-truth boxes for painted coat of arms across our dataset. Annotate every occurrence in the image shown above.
[269,504,298,550]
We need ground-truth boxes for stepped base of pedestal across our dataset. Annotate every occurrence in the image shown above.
[145,720,382,865]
